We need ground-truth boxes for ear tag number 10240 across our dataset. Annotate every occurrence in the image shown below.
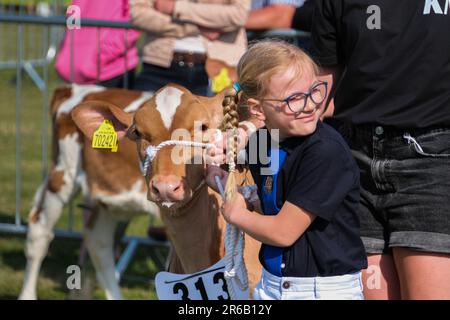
[92,120,118,152]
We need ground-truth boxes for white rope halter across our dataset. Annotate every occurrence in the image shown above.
[214,176,249,300]
[139,140,215,176]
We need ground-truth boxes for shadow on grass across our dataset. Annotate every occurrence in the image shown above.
[0,214,82,296]
[120,245,169,289]
[0,210,165,298]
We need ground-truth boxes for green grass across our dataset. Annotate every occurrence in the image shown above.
[0,235,163,300]
[0,0,71,7]
[0,23,165,300]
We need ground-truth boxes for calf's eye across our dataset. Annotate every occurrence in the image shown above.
[127,125,142,140]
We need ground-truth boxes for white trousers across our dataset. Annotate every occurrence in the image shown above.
[253,268,364,300]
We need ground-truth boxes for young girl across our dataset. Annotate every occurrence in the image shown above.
[206,40,367,300]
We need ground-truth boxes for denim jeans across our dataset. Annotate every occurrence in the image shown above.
[339,124,450,254]
[97,69,135,89]
[253,268,364,300]
[133,62,210,96]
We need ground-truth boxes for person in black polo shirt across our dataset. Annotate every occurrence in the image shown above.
[311,0,450,299]
[206,40,367,300]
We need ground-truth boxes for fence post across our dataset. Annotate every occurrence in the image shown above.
[15,22,24,226]
[41,26,49,179]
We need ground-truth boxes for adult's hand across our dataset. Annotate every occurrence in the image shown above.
[199,27,221,41]
[154,0,175,15]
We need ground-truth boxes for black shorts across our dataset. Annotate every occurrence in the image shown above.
[340,124,450,254]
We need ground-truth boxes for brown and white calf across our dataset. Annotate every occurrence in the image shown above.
[72,84,262,296]
[19,84,158,300]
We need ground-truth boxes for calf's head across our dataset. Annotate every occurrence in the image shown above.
[72,84,224,212]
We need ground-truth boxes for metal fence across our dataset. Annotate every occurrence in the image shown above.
[0,2,66,75]
[0,4,310,286]
[0,8,168,283]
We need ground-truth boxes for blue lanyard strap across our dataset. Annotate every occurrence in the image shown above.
[260,148,287,276]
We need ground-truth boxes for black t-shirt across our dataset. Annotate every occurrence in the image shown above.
[246,122,367,277]
[292,0,316,32]
[311,0,450,128]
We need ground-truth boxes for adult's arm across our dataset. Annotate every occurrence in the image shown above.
[310,0,345,118]
[318,65,343,118]
[291,0,315,31]
[172,0,251,32]
[129,0,199,38]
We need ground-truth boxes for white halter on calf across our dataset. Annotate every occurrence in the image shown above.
[139,140,215,176]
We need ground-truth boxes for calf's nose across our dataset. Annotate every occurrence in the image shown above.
[149,175,184,202]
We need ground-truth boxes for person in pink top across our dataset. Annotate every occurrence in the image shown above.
[55,0,140,88]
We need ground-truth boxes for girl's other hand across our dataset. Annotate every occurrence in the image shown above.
[204,130,226,166]
[205,165,229,195]
[204,128,249,167]
[222,192,247,224]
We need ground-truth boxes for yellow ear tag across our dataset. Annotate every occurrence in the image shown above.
[92,120,118,152]
[211,67,232,93]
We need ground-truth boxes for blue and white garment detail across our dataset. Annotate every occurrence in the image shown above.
[251,0,306,10]
[260,147,287,277]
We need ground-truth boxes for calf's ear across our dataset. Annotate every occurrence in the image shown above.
[71,100,133,140]
[197,92,226,128]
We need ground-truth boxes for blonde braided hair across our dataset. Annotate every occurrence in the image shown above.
[220,85,249,299]
[222,87,240,201]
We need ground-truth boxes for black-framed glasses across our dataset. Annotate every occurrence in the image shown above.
[261,81,328,115]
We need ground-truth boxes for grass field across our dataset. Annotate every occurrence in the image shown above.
[0,23,165,300]
[0,0,71,9]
